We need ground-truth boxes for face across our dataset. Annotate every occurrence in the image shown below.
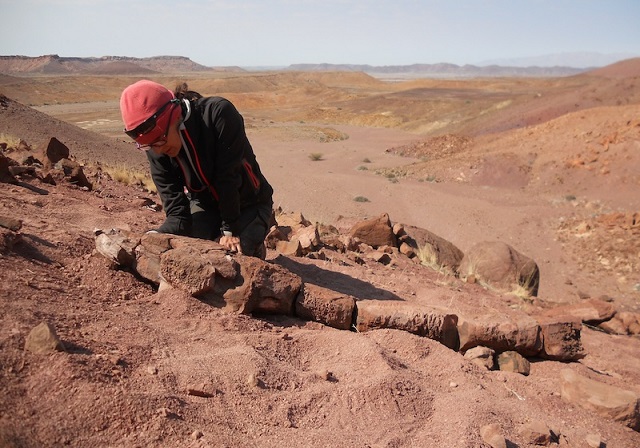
[135,106,182,157]
[147,119,182,157]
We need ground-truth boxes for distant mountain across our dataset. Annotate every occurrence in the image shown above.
[3,54,630,78]
[286,63,587,78]
[0,55,244,75]
[477,52,638,69]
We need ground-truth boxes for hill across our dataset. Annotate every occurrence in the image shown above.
[0,55,242,75]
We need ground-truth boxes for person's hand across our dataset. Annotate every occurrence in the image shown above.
[219,234,242,254]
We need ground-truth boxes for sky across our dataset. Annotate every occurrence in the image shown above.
[1,0,639,68]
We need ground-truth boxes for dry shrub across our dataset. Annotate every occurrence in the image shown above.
[0,133,23,149]
[103,165,156,192]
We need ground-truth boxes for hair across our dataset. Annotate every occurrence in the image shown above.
[174,82,203,101]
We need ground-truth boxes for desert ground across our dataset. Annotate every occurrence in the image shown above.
[0,59,639,447]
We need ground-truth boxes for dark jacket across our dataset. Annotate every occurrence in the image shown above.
[147,96,273,236]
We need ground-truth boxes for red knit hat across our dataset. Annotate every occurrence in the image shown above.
[120,80,176,145]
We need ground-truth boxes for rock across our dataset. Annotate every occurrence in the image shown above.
[398,241,416,258]
[8,165,37,177]
[457,313,542,356]
[294,224,321,253]
[497,351,530,375]
[480,423,507,448]
[265,226,288,249]
[160,247,220,296]
[459,241,540,296]
[392,222,405,237]
[349,213,397,248]
[275,238,302,257]
[134,232,174,283]
[599,316,628,335]
[600,311,640,335]
[618,311,640,329]
[401,224,464,273]
[355,300,459,349]
[217,255,302,315]
[0,227,21,254]
[54,158,92,190]
[518,420,553,445]
[94,228,139,266]
[247,373,262,388]
[24,322,65,354]
[535,315,585,361]
[463,346,495,370]
[20,154,42,166]
[186,388,215,398]
[0,215,22,232]
[275,211,311,229]
[560,368,640,430]
[38,172,56,185]
[160,243,241,297]
[544,298,616,324]
[168,237,238,279]
[0,152,17,184]
[585,433,604,448]
[44,137,70,166]
[295,283,356,330]
[368,250,392,265]
[131,232,303,316]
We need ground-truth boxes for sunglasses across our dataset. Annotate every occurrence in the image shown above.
[135,115,173,150]
[124,99,177,139]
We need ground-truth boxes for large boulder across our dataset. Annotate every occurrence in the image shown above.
[459,241,540,296]
[400,224,464,273]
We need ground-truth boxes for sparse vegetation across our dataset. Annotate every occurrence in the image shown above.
[362,157,372,163]
[353,196,370,202]
[102,165,156,192]
[508,284,535,303]
[308,152,324,161]
[374,167,407,181]
[0,133,23,149]
[417,243,438,269]
[357,165,368,171]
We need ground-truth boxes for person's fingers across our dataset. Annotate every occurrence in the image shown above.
[220,236,242,253]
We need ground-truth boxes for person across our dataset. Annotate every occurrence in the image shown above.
[119,79,274,258]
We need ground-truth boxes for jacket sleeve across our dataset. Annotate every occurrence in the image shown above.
[146,151,192,236]
[207,99,246,234]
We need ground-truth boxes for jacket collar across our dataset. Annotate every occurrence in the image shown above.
[178,98,191,129]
